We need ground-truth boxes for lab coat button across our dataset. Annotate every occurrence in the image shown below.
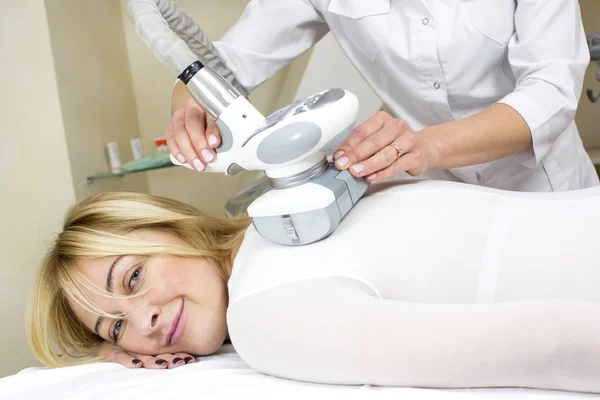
[433,82,441,89]
[422,18,429,25]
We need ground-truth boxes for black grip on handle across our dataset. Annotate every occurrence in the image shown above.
[178,61,204,84]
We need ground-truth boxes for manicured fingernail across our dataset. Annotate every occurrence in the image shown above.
[132,359,142,366]
[155,359,167,366]
[173,357,183,364]
[193,158,205,171]
[336,157,349,168]
[366,173,377,181]
[184,356,195,364]
[352,164,364,173]
[201,149,214,163]
[176,154,185,164]
[208,135,218,147]
[333,151,344,160]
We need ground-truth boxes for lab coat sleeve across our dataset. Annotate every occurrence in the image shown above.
[227,276,600,392]
[212,0,330,93]
[496,0,590,168]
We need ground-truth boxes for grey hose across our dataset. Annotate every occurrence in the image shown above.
[127,0,248,96]
[588,32,600,62]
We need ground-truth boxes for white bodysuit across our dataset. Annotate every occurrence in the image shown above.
[227,180,600,393]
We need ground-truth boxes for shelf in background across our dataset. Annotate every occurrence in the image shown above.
[86,158,175,184]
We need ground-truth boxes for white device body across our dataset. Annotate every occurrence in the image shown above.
[171,84,364,245]
[170,89,359,179]
[247,182,336,217]
[128,0,364,245]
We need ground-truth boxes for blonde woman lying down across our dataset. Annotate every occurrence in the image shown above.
[28,179,600,393]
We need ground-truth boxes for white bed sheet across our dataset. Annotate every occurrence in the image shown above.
[1,345,598,400]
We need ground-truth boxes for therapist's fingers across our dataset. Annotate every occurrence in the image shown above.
[165,121,185,164]
[333,111,387,162]
[365,151,422,182]
[173,105,205,172]
[348,128,418,178]
[205,118,221,149]
[338,118,406,173]
[185,99,216,164]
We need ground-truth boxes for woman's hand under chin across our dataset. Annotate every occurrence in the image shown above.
[99,341,196,369]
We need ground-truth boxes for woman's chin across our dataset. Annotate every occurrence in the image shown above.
[178,333,227,356]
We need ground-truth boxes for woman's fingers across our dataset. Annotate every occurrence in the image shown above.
[172,107,204,171]
[333,112,388,165]
[99,341,196,369]
[132,354,169,369]
[169,98,222,172]
[331,111,432,181]
[113,351,143,369]
[99,343,142,369]
[347,120,415,176]
[366,150,422,182]
[165,121,185,164]
[205,118,221,149]
[350,133,418,178]
[175,352,196,365]
[184,100,216,164]
[154,352,195,369]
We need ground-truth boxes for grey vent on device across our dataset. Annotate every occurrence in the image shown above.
[251,165,368,245]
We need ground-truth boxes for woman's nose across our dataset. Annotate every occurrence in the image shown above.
[143,308,161,333]
[128,304,162,336]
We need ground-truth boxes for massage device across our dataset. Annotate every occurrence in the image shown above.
[128,0,368,245]
[587,32,600,103]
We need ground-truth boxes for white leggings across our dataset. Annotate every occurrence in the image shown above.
[227,180,600,393]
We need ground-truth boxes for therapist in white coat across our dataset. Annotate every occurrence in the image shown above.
[167,0,598,192]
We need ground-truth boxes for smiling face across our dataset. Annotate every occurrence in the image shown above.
[69,229,229,356]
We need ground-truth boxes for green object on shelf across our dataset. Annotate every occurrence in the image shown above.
[86,152,176,183]
[122,152,173,172]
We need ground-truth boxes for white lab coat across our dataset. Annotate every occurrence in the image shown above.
[213,0,598,192]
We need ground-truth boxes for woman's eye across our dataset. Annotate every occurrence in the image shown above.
[112,320,123,343]
[128,267,142,290]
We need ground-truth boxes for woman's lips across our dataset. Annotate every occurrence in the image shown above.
[167,299,186,346]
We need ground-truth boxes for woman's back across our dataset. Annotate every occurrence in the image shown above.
[227,180,600,392]
[230,179,600,306]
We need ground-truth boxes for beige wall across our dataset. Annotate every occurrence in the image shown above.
[45,0,149,199]
[577,0,600,149]
[119,0,294,217]
[0,2,76,377]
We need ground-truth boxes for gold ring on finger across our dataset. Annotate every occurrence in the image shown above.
[389,143,404,159]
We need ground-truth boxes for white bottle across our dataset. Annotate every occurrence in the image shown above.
[130,138,144,160]
[106,142,122,174]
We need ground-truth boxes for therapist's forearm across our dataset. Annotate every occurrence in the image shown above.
[171,80,193,114]
[421,103,533,171]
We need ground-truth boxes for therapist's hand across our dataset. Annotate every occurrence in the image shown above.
[333,112,438,182]
[99,341,196,369]
[166,97,221,172]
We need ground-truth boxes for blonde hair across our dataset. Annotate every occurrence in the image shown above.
[27,191,250,367]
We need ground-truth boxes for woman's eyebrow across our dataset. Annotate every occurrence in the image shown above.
[94,316,104,336]
[106,255,125,293]
[94,255,125,337]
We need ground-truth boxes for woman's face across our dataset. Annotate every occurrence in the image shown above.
[70,229,228,356]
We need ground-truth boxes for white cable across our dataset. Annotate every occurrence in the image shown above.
[127,0,248,96]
